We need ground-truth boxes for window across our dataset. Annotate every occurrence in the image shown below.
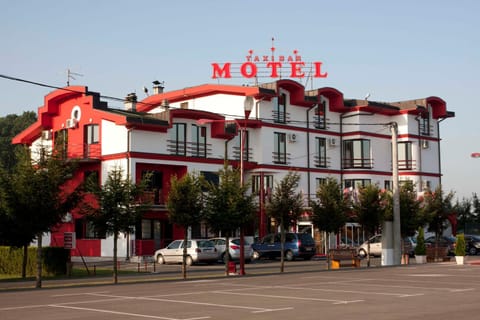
[84,124,99,158]
[75,218,105,239]
[398,142,413,170]
[315,137,327,167]
[191,124,207,157]
[54,129,68,159]
[201,171,219,188]
[85,124,99,144]
[274,93,286,123]
[170,123,186,156]
[142,170,163,204]
[344,179,371,189]
[384,180,392,190]
[420,111,430,136]
[342,139,372,169]
[252,175,274,195]
[273,132,287,164]
[315,178,327,189]
[314,101,326,129]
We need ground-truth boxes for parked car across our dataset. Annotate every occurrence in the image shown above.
[464,234,480,255]
[210,237,253,263]
[154,239,218,266]
[357,234,416,258]
[251,232,316,261]
[424,235,456,256]
[358,234,382,258]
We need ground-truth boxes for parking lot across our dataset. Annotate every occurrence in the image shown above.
[1,261,479,320]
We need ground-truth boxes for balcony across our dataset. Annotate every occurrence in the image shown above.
[342,158,373,169]
[59,143,101,161]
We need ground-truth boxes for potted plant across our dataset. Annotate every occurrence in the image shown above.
[455,233,466,265]
[415,228,427,264]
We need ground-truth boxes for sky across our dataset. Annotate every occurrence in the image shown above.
[1,0,479,201]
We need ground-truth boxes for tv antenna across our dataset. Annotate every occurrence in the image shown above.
[67,68,83,86]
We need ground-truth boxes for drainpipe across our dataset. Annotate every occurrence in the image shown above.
[437,118,446,186]
[306,103,317,204]
[415,115,423,192]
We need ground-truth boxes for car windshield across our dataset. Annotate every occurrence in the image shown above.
[197,240,215,248]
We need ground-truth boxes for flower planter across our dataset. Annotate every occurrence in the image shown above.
[455,256,464,265]
[415,255,427,264]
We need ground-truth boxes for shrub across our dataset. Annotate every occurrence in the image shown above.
[455,233,466,256]
[0,246,69,276]
[415,228,426,255]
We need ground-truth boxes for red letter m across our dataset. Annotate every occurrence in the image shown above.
[212,63,232,79]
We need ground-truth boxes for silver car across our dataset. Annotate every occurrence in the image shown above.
[154,239,218,266]
[210,237,253,263]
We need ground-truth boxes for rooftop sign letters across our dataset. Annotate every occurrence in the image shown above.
[211,43,328,80]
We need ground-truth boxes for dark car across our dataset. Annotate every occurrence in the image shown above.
[464,234,480,255]
[251,232,316,261]
[425,235,456,256]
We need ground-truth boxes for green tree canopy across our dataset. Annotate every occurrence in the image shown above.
[166,172,205,280]
[265,171,304,272]
[82,166,149,284]
[311,177,349,235]
[0,145,80,285]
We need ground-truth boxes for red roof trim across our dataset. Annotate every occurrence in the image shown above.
[138,84,260,112]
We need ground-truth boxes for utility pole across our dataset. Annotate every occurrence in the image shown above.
[391,122,401,265]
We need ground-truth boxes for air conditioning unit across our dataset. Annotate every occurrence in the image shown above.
[422,140,429,149]
[328,138,337,146]
[288,133,297,142]
[42,130,52,140]
[66,118,77,129]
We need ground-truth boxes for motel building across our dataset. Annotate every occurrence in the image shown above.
[12,79,454,260]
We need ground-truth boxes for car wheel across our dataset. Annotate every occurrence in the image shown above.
[285,250,294,261]
[156,255,165,264]
[469,247,477,255]
[252,251,261,260]
[358,249,367,259]
[185,256,193,266]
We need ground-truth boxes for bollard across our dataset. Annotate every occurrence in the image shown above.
[153,261,156,273]
[137,262,140,273]
[93,265,96,276]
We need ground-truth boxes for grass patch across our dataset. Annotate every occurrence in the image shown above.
[0,267,143,282]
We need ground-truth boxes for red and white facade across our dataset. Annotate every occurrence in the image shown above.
[13,79,454,258]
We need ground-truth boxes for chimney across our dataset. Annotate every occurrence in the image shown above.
[152,80,164,95]
[124,93,137,112]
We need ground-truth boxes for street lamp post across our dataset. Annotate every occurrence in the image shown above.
[239,96,254,276]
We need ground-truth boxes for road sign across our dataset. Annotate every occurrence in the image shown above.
[64,232,76,249]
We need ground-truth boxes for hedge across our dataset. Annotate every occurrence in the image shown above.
[0,246,69,276]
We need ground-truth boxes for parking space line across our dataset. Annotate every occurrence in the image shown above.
[218,291,364,304]
[89,293,290,314]
[48,304,210,320]
[271,285,423,298]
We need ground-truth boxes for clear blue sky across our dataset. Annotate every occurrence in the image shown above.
[1,0,479,201]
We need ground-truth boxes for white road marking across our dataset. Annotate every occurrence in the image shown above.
[218,291,364,304]
[89,293,290,313]
[48,304,210,320]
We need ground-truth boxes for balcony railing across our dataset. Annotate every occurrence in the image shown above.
[167,140,212,157]
[59,143,101,160]
[342,158,373,169]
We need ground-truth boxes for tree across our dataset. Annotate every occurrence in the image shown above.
[454,197,472,234]
[422,185,454,260]
[83,166,149,284]
[0,145,80,286]
[0,112,37,171]
[384,181,425,256]
[166,172,205,280]
[353,184,386,267]
[265,171,304,272]
[311,178,349,260]
[203,164,256,275]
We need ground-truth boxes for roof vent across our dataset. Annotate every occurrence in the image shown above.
[125,93,137,112]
